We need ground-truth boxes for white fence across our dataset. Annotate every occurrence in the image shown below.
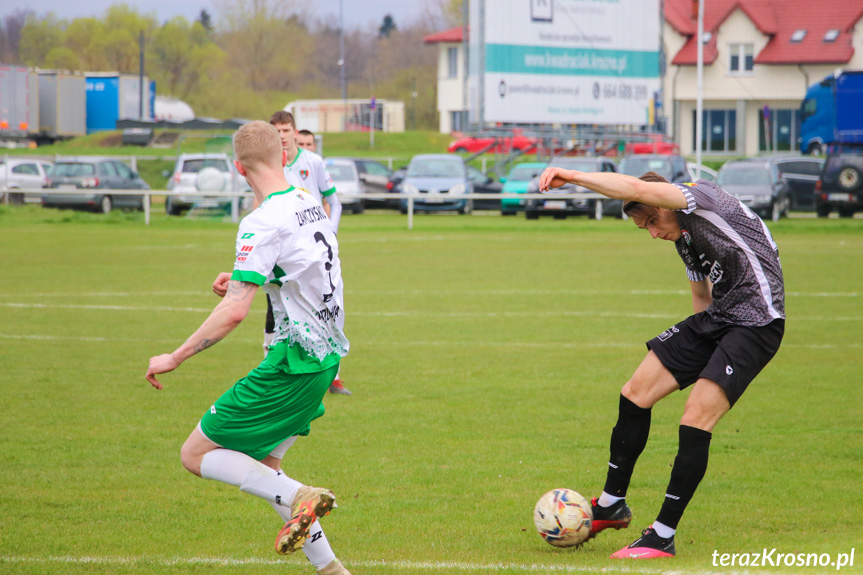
[5,188,618,230]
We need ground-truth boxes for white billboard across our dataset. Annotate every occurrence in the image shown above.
[470,0,661,125]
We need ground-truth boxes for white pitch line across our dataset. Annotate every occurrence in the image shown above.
[0,555,784,575]
[0,289,856,298]
[2,301,861,322]
[0,333,860,351]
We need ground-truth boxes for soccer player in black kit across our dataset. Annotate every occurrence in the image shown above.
[538,167,785,559]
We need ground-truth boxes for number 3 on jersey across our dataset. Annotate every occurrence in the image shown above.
[314,232,336,302]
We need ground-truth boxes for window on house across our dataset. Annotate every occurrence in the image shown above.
[693,109,737,153]
[729,43,754,73]
[447,47,458,78]
[759,108,801,152]
[823,29,839,43]
[450,111,466,132]
[790,30,806,43]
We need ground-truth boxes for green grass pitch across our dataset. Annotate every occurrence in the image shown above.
[1,206,861,574]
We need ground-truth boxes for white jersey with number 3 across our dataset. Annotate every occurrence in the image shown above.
[231,187,348,362]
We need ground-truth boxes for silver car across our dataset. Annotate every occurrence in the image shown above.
[324,158,365,214]
[0,158,52,204]
[164,153,249,215]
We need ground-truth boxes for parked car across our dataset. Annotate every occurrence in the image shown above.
[500,162,547,215]
[0,158,52,204]
[524,156,619,220]
[686,162,718,182]
[618,154,691,184]
[323,158,365,214]
[447,130,539,155]
[714,157,820,222]
[327,157,393,209]
[163,153,248,215]
[466,166,503,210]
[387,166,408,197]
[624,134,680,155]
[815,148,863,218]
[399,154,472,214]
[43,157,149,213]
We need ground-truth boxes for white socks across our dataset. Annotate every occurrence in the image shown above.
[200,448,336,569]
[200,449,300,506]
[652,521,676,539]
[597,491,624,508]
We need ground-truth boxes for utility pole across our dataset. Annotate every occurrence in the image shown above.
[138,30,145,119]
[339,0,347,132]
[695,0,704,173]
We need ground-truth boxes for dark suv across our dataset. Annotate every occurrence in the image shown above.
[815,148,863,218]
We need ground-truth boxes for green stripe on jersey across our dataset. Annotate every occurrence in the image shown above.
[231,269,266,285]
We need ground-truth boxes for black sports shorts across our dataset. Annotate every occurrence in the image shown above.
[646,312,784,407]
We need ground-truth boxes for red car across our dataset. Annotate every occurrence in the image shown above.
[447,130,540,155]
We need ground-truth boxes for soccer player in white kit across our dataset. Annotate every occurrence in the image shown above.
[146,121,352,575]
[267,112,352,395]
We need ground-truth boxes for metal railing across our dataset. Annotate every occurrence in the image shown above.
[9,188,619,229]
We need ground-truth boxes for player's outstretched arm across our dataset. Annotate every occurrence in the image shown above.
[146,280,258,389]
[538,168,687,210]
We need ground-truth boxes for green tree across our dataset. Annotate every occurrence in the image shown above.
[44,46,80,70]
[149,17,225,100]
[378,14,397,38]
[18,14,66,67]
[214,0,309,91]
[198,9,213,33]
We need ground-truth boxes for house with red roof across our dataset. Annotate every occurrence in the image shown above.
[425,2,863,156]
[664,0,863,156]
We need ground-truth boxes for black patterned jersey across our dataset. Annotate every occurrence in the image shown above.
[672,180,785,326]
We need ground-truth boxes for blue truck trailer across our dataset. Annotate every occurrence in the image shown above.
[800,70,863,155]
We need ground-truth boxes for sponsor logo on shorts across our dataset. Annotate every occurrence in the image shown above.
[210,405,217,414]
[657,325,680,341]
[726,365,734,375]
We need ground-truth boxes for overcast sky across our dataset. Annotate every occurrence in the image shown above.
[1,0,434,30]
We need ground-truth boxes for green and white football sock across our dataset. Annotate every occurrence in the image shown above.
[200,449,300,507]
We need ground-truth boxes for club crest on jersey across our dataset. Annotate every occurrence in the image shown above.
[300,170,309,180]
[682,229,692,245]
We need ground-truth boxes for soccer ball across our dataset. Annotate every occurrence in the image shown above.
[533,488,593,547]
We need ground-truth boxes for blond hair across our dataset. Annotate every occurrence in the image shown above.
[233,121,282,172]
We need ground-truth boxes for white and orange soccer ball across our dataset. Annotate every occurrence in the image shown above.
[533,488,593,547]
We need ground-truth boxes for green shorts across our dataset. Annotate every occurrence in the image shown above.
[200,353,339,461]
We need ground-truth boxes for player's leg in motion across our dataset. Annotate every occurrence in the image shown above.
[611,378,728,559]
[182,430,346,573]
[262,437,350,574]
[592,352,679,538]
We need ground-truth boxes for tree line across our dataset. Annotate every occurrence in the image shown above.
[0,0,465,129]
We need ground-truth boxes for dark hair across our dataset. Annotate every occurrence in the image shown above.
[269,110,295,127]
[298,129,314,137]
[622,171,668,219]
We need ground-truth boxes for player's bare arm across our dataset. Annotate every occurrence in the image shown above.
[538,168,688,210]
[690,279,712,314]
[322,196,332,218]
[146,280,259,389]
